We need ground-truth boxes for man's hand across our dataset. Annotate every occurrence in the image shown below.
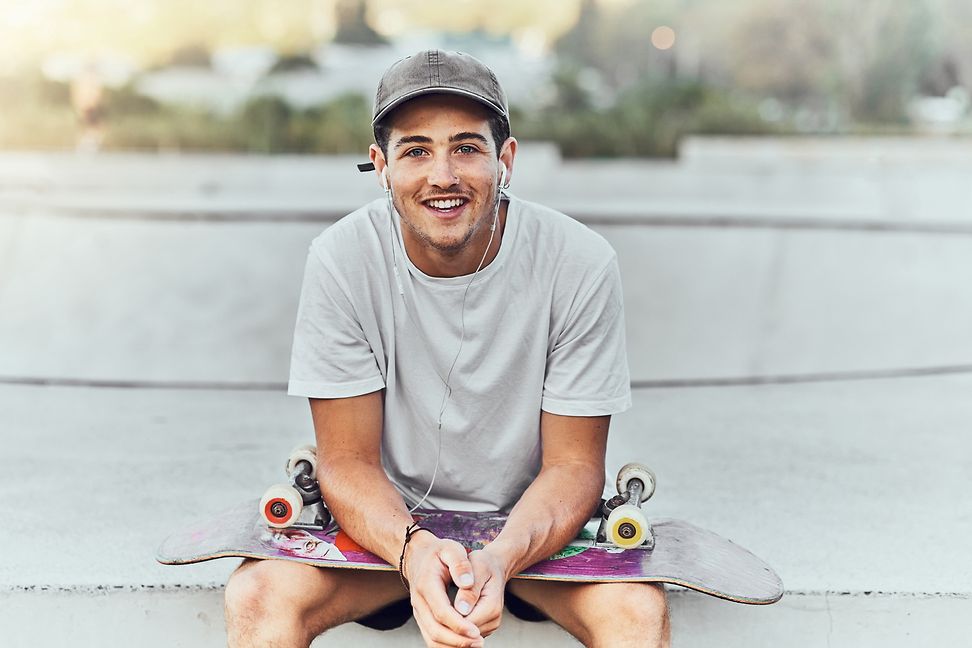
[404,533,483,648]
[457,546,510,637]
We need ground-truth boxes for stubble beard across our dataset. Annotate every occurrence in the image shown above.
[395,188,500,256]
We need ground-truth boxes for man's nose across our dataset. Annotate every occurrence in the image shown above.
[427,155,459,189]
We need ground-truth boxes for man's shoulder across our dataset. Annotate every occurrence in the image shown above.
[512,195,617,264]
[309,198,385,261]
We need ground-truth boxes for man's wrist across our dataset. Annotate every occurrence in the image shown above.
[401,526,438,587]
[482,539,520,581]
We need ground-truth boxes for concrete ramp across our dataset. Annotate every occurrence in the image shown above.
[1,143,970,646]
[1,377,969,646]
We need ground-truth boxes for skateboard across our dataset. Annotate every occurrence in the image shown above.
[157,446,783,605]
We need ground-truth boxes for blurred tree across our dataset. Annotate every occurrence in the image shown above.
[334,0,388,45]
[10,0,972,154]
[37,75,72,106]
[930,0,972,92]
[303,93,374,153]
[918,57,960,96]
[724,0,833,105]
[0,0,336,68]
[555,0,599,70]
[520,76,772,158]
[720,0,938,125]
[168,44,212,68]
[0,72,76,149]
[268,55,320,74]
[241,96,293,153]
[829,0,938,123]
[547,64,597,112]
[555,0,682,89]
[103,84,162,117]
[367,0,578,43]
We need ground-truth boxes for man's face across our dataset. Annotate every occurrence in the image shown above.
[371,94,513,271]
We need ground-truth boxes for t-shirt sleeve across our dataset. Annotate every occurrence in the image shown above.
[541,254,632,416]
[288,246,385,398]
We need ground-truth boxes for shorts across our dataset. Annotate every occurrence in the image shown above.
[356,586,548,630]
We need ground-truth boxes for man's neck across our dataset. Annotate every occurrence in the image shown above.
[403,200,509,278]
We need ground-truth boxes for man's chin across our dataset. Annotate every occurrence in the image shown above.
[425,238,469,255]
[417,226,475,253]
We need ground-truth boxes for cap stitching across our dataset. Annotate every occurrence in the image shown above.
[373,50,510,125]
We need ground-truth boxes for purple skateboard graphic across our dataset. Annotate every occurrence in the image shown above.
[157,500,783,605]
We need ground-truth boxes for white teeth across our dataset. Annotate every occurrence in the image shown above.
[428,198,463,209]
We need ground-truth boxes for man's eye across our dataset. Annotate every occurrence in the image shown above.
[405,148,427,157]
[456,145,477,154]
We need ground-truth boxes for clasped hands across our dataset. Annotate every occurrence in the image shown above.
[403,533,510,648]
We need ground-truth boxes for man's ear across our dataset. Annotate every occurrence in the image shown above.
[369,144,388,191]
[498,137,517,188]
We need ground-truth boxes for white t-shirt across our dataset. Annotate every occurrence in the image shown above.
[288,193,631,511]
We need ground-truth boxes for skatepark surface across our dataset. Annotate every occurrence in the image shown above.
[1,138,970,646]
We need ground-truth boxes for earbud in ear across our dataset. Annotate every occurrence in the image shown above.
[499,165,507,189]
[381,168,389,192]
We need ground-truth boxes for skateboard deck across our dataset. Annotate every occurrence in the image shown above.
[157,500,783,605]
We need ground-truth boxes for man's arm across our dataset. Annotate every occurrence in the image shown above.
[458,411,609,635]
[309,393,484,648]
[310,392,411,562]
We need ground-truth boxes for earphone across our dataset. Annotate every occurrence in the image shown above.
[380,160,507,511]
[491,166,506,232]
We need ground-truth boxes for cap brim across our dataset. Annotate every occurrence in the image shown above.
[373,87,506,126]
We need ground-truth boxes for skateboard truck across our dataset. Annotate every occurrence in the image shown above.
[259,444,331,530]
[597,463,656,550]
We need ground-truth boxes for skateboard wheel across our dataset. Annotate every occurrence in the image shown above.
[616,463,656,503]
[286,444,318,479]
[606,504,650,549]
[260,484,303,528]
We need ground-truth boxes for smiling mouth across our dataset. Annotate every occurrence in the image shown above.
[423,197,468,213]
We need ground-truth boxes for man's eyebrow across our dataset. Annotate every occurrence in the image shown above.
[392,132,490,150]
[449,132,489,145]
[393,135,433,149]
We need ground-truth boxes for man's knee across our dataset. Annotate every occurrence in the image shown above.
[224,559,409,646]
[224,560,271,621]
[618,583,669,639]
[608,582,667,621]
[583,583,669,646]
[224,560,333,637]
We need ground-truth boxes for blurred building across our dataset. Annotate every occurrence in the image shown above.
[130,38,553,115]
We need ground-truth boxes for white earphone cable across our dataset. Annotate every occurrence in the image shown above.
[383,170,504,512]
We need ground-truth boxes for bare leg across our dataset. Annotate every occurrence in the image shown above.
[507,580,670,648]
[224,559,407,648]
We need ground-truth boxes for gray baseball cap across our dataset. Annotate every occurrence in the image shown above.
[358,50,509,172]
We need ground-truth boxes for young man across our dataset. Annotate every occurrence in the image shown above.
[225,50,670,648]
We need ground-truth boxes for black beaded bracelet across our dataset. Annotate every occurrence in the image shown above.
[399,521,435,591]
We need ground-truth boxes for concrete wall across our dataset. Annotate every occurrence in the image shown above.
[2,213,970,384]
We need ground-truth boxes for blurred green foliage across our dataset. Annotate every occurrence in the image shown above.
[3,0,971,157]
[0,73,76,149]
[0,74,376,153]
[101,93,375,154]
[519,70,775,158]
[0,69,774,157]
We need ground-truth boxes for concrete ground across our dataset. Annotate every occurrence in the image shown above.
[1,138,970,646]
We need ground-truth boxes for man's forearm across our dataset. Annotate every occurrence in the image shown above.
[309,393,416,568]
[317,455,415,567]
[486,461,603,579]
